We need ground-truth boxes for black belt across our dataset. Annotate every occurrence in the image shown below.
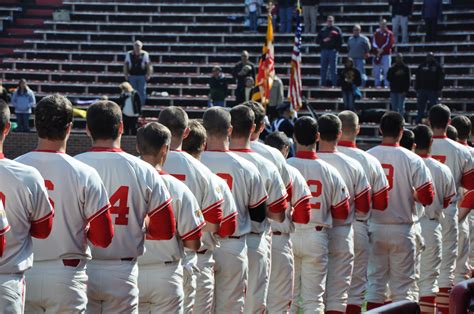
[228,236,242,239]
[121,257,134,261]
[272,231,282,235]
[62,259,80,267]
[197,250,207,255]
[315,226,324,231]
[356,219,365,223]
[250,232,262,235]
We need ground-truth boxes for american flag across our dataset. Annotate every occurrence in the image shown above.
[288,6,303,112]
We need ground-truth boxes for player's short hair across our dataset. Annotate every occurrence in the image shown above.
[87,100,122,141]
[400,129,415,150]
[0,99,10,134]
[182,120,207,156]
[230,105,255,138]
[35,94,73,141]
[294,116,318,146]
[264,131,291,152]
[158,106,189,139]
[338,110,359,134]
[202,107,231,137]
[379,111,404,138]
[446,124,458,141]
[136,122,171,156]
[451,115,472,141]
[428,104,451,129]
[243,101,266,129]
[413,124,433,151]
[318,114,341,142]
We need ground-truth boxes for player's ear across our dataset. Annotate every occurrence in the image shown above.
[250,123,256,134]
[182,127,190,140]
[315,132,320,142]
[2,121,10,137]
[227,126,233,137]
[65,122,73,135]
[337,130,342,140]
[356,124,361,136]
[118,121,124,136]
[85,125,92,138]
[257,122,265,134]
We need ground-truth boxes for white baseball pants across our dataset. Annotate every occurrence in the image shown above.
[455,215,471,283]
[213,236,248,313]
[182,251,197,313]
[86,259,138,314]
[25,259,88,314]
[194,250,215,313]
[412,221,425,301]
[0,274,24,314]
[138,262,184,314]
[438,204,459,288]
[470,212,474,271]
[268,233,294,313]
[366,223,416,304]
[348,220,369,308]
[418,217,442,297]
[290,226,328,314]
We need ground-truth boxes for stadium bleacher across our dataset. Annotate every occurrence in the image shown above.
[0,0,473,144]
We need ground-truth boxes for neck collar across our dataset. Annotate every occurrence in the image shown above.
[338,141,357,148]
[33,150,66,154]
[230,148,253,153]
[296,151,318,160]
[89,147,123,152]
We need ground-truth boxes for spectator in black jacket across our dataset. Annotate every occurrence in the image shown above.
[118,81,141,135]
[0,81,10,104]
[389,0,413,43]
[233,50,256,105]
[387,53,411,117]
[301,0,319,33]
[209,66,228,107]
[316,16,343,87]
[415,53,444,123]
[422,0,443,42]
[337,58,361,111]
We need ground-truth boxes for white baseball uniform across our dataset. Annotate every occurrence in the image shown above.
[337,141,390,312]
[231,148,288,314]
[416,155,456,313]
[138,171,205,314]
[16,150,111,314]
[0,155,54,314]
[430,136,474,295]
[162,150,224,313]
[0,201,9,252]
[461,144,474,276]
[201,150,268,313]
[318,150,371,313]
[267,164,312,313]
[288,150,350,313]
[76,147,175,314]
[366,144,433,305]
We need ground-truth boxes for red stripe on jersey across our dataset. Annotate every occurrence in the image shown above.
[459,190,474,210]
[147,201,176,240]
[30,210,54,239]
[292,195,312,224]
[0,153,4,159]
[338,141,357,148]
[331,197,350,220]
[32,150,65,154]
[372,186,389,210]
[461,169,474,190]
[217,211,238,237]
[443,192,456,208]
[88,147,124,153]
[87,209,114,248]
[295,151,318,160]
[202,199,224,224]
[0,224,10,236]
[148,198,172,217]
[0,235,5,258]
[87,203,111,222]
[286,181,293,202]
[416,182,434,206]
[380,143,400,147]
[249,195,269,209]
[354,187,371,213]
[268,194,289,213]
[230,148,253,153]
[181,221,205,241]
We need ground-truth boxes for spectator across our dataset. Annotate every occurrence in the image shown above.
[422,0,443,42]
[11,79,35,132]
[124,40,152,106]
[347,24,371,87]
[389,0,414,44]
[372,19,394,88]
[337,58,362,112]
[233,50,256,105]
[267,74,284,121]
[446,124,458,141]
[415,53,444,123]
[209,66,228,107]
[301,0,319,34]
[387,53,411,117]
[244,76,259,102]
[272,102,295,140]
[118,82,141,135]
[276,0,295,33]
[0,81,10,103]
[245,0,263,32]
[316,16,343,87]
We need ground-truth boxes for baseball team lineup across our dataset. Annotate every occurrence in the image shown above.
[0,95,473,314]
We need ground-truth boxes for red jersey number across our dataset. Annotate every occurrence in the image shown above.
[171,174,186,182]
[44,180,55,208]
[432,155,446,164]
[109,186,130,226]
[307,180,322,209]
[217,173,233,191]
[382,164,394,191]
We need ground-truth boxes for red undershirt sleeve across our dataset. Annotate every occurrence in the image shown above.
[216,212,238,238]
[30,210,54,239]
[416,182,434,206]
[292,196,312,224]
[88,209,114,248]
[147,201,177,240]
[372,186,389,211]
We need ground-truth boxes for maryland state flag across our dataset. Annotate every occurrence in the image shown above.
[252,13,275,106]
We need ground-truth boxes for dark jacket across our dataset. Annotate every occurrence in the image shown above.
[209,74,228,102]
[422,0,442,19]
[387,63,411,93]
[300,0,320,5]
[277,0,296,8]
[316,26,343,51]
[415,60,444,91]
[389,0,414,16]
[118,90,141,115]
[338,67,362,91]
[0,87,10,103]
[232,61,256,89]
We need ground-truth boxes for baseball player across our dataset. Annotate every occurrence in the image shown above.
[75,101,176,313]
[316,114,372,314]
[136,122,205,313]
[446,125,459,141]
[366,111,434,310]
[264,131,313,312]
[158,107,224,313]
[287,116,350,313]
[16,95,114,313]
[229,105,288,313]
[428,105,474,313]
[412,125,457,314]
[0,102,54,313]
[200,107,269,313]
[337,111,389,314]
